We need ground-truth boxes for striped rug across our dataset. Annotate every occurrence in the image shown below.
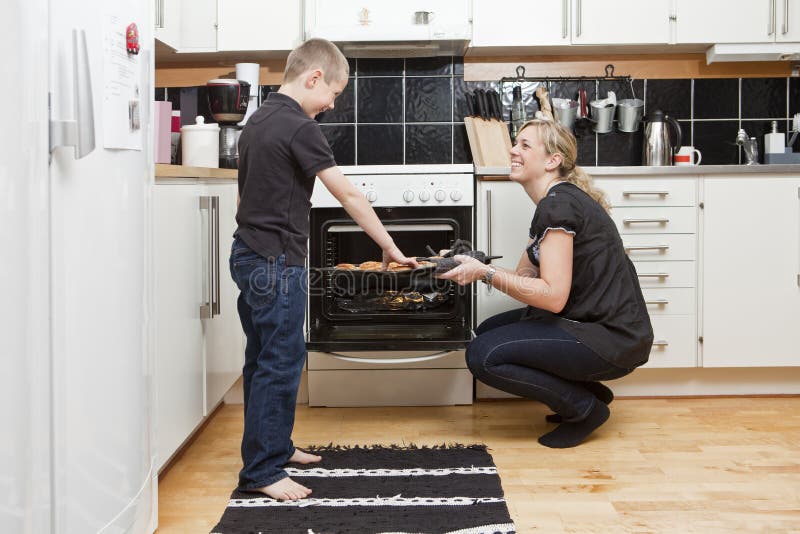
[211,444,515,534]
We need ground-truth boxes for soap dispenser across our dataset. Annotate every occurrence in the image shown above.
[765,121,785,155]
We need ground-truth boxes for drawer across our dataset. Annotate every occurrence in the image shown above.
[633,261,696,288]
[622,234,696,261]
[308,350,467,370]
[642,288,696,315]
[611,206,697,235]
[643,315,697,368]
[595,178,696,207]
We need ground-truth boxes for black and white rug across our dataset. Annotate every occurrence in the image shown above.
[211,444,515,534]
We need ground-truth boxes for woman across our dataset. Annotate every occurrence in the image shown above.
[439,119,653,448]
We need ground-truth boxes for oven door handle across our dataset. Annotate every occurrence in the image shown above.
[319,350,458,365]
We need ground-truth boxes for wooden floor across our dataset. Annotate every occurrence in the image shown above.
[157,398,800,533]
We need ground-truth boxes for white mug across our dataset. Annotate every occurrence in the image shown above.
[674,146,702,166]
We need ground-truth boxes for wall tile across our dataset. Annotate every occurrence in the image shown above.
[406,124,452,164]
[357,125,403,164]
[789,77,800,118]
[576,132,597,166]
[693,121,739,165]
[694,78,738,119]
[598,131,642,166]
[453,124,472,164]
[741,78,787,119]
[357,58,404,76]
[166,88,181,111]
[318,79,355,123]
[357,78,403,123]
[646,79,691,120]
[406,77,452,122]
[406,57,452,76]
[320,125,355,166]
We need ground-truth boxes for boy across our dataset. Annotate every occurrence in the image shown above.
[229,38,417,501]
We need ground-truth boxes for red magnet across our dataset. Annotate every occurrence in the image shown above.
[126,23,140,54]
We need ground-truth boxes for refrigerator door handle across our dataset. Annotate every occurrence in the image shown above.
[199,196,213,319]
[49,29,96,158]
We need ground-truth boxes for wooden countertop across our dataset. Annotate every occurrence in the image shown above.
[155,164,237,180]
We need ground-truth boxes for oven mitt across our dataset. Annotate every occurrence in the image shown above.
[434,250,491,274]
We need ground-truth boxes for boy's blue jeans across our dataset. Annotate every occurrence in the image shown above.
[229,236,307,490]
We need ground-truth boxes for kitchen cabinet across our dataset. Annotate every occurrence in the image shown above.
[217,0,302,51]
[471,0,671,48]
[179,0,217,51]
[675,0,797,44]
[154,180,243,471]
[701,177,800,367]
[155,0,181,49]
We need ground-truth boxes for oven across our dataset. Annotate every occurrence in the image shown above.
[306,165,475,407]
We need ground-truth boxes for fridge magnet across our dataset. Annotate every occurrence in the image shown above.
[126,22,140,54]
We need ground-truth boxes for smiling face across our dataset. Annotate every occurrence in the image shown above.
[303,71,347,119]
[509,124,559,184]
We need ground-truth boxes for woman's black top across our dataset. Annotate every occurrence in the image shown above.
[523,182,654,369]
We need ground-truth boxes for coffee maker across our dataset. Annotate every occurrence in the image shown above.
[206,79,250,168]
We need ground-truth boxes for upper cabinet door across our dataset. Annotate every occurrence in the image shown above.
[472,0,569,47]
[571,0,671,45]
[218,0,303,51]
[179,0,217,51]
[777,0,800,42]
[675,0,774,43]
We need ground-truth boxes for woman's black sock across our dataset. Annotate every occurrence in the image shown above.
[538,401,610,449]
[545,382,614,423]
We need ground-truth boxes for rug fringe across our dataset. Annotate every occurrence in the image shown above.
[302,443,488,452]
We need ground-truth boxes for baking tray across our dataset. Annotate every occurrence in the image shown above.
[311,264,441,293]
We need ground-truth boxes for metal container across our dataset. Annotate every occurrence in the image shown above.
[552,98,578,130]
[642,110,682,166]
[590,101,615,133]
[616,98,644,132]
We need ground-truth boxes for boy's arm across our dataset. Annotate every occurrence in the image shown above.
[317,166,418,269]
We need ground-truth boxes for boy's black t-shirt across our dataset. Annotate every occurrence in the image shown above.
[523,182,654,369]
[235,92,336,265]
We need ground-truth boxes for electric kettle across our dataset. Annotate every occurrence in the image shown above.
[643,110,682,166]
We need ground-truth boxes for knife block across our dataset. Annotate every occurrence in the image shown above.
[464,117,512,168]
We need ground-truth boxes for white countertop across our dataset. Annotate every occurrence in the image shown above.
[475,164,800,177]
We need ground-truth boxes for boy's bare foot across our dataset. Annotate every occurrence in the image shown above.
[255,477,312,501]
[288,449,322,464]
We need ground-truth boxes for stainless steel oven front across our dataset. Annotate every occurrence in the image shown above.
[306,165,475,406]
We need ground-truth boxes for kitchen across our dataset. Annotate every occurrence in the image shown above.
[4,0,800,532]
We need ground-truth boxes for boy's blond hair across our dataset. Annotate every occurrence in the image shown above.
[284,38,349,84]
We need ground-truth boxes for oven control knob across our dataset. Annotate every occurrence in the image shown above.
[434,189,446,202]
[418,190,430,202]
[403,190,415,203]
[450,190,463,202]
[366,190,378,203]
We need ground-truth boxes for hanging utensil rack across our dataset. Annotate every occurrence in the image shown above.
[499,64,637,99]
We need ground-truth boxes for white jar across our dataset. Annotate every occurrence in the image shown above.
[181,116,219,168]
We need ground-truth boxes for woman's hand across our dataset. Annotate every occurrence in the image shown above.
[381,245,419,270]
[435,254,488,285]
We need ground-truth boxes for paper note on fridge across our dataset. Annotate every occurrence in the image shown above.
[102,13,143,150]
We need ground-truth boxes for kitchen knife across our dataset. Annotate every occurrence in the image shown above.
[464,91,476,118]
[476,89,489,120]
[489,90,504,121]
[486,89,500,121]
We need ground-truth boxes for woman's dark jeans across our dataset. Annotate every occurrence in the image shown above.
[467,308,632,421]
[229,236,307,490]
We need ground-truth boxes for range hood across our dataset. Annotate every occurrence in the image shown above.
[304,1,471,58]
[706,43,800,63]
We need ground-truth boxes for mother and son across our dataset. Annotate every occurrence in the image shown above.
[229,38,653,500]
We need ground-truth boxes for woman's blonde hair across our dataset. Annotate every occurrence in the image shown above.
[284,38,350,84]
[519,119,611,212]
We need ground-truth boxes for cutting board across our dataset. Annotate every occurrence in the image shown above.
[464,116,512,168]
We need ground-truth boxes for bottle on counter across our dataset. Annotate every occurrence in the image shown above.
[510,85,526,142]
[765,120,786,155]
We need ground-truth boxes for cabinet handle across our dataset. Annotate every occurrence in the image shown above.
[486,189,493,256]
[562,0,568,38]
[155,0,164,28]
[769,0,775,35]
[623,218,670,225]
[784,0,790,34]
[624,244,669,251]
[211,195,220,317]
[199,196,213,319]
[645,298,669,305]
[576,0,582,37]
[622,190,669,196]
[637,272,670,278]
[652,340,669,347]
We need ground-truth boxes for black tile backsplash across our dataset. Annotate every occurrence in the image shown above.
[158,58,799,166]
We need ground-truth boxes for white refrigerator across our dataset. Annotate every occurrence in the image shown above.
[1,0,156,532]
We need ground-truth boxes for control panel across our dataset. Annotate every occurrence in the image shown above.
[311,173,474,208]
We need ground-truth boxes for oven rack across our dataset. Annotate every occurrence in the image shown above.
[499,64,638,100]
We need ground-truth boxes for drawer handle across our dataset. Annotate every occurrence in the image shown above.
[624,244,669,251]
[645,299,669,305]
[623,218,670,224]
[652,340,669,347]
[637,272,670,278]
[622,190,670,196]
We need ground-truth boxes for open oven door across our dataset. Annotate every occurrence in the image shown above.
[306,322,474,352]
